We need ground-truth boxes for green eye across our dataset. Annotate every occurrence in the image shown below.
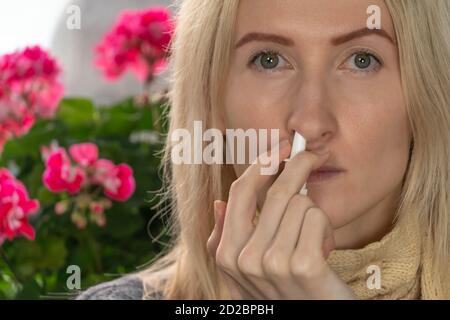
[259,52,279,69]
[342,51,382,74]
[354,53,372,69]
[250,50,289,71]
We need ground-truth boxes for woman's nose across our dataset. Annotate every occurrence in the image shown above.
[286,78,338,151]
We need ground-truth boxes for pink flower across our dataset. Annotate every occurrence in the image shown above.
[95,214,107,227]
[41,143,136,202]
[102,164,135,202]
[69,143,99,167]
[94,6,174,82]
[41,142,137,229]
[0,98,37,153]
[54,200,69,215]
[91,159,135,202]
[91,159,116,185]
[71,212,87,230]
[0,46,64,114]
[28,81,64,119]
[0,46,64,152]
[89,202,104,215]
[42,147,86,194]
[0,168,39,245]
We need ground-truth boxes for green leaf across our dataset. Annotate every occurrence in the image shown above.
[15,279,42,299]
[100,205,143,238]
[57,98,96,139]
[0,94,172,299]
[39,237,68,270]
[58,98,95,125]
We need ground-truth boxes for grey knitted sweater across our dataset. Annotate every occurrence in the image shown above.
[76,276,164,300]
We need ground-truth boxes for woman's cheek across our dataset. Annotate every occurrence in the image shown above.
[324,93,408,227]
[225,70,295,122]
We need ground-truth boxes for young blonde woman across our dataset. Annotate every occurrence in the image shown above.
[78,0,450,300]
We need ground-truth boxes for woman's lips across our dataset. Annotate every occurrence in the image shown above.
[306,169,344,185]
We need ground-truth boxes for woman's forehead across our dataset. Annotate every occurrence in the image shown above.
[234,0,396,45]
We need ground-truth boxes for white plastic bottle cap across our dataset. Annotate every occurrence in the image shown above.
[284,131,308,195]
[284,131,306,161]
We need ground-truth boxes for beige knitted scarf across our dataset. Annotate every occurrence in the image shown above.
[326,213,445,299]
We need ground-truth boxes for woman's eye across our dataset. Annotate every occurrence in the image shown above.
[345,52,381,72]
[250,51,289,71]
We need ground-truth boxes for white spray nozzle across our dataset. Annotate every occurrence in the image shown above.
[284,132,308,195]
[289,131,306,161]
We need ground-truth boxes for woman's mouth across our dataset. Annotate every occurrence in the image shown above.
[306,166,345,185]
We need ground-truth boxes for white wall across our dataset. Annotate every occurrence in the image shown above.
[0,0,71,54]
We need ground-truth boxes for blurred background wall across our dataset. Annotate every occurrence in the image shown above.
[0,0,174,105]
[51,0,173,105]
[0,0,69,54]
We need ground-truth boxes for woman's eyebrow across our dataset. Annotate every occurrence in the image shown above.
[235,32,295,49]
[235,28,396,50]
[331,28,396,45]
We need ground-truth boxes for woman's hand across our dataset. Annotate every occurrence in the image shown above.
[206,139,356,300]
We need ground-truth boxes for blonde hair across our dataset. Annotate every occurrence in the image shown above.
[138,0,450,299]
[384,0,450,298]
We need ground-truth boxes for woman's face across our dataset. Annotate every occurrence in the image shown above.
[221,0,412,248]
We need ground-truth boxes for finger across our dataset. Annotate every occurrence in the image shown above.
[260,195,314,298]
[210,201,252,300]
[231,150,329,300]
[209,202,257,300]
[291,208,351,299]
[217,268,254,300]
[221,138,291,248]
[207,200,227,258]
[217,139,291,300]
[296,207,334,258]
[216,200,227,226]
[291,207,335,281]
[246,151,331,256]
[213,200,269,299]
[266,195,314,266]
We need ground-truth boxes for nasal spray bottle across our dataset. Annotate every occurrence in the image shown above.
[284,132,308,196]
